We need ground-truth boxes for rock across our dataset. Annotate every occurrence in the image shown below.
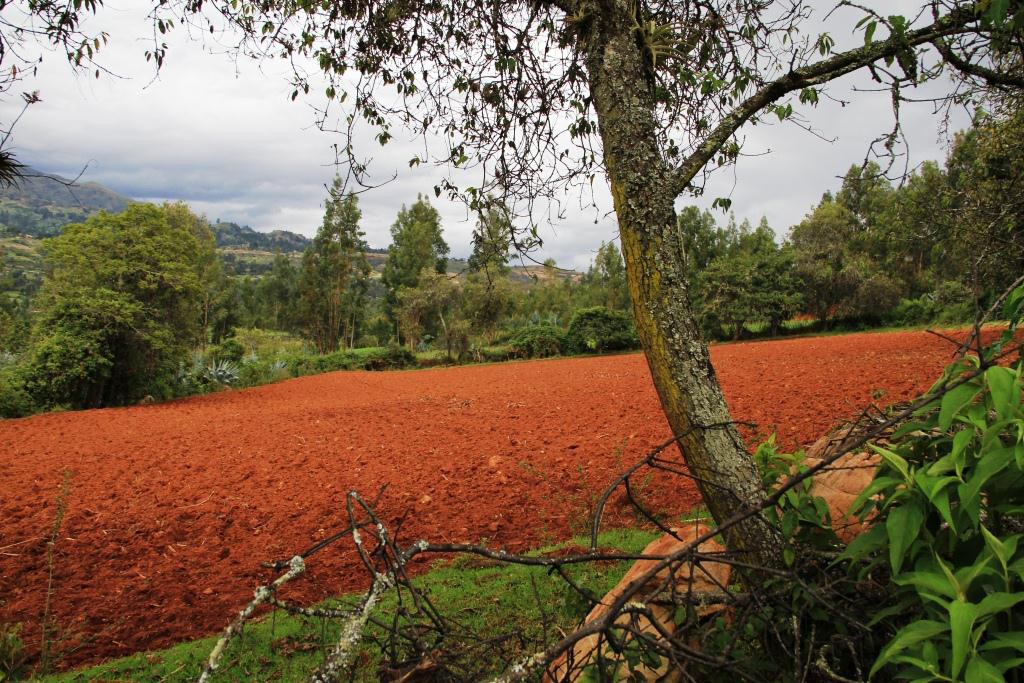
[547,522,730,682]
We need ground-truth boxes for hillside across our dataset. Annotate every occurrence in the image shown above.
[0,169,313,253]
[0,170,579,282]
[0,167,131,237]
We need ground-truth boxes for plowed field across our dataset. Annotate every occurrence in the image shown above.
[0,329,987,667]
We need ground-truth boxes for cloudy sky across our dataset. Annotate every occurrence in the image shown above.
[1,2,971,269]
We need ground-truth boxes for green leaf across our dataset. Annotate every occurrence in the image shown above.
[838,523,887,562]
[953,428,976,460]
[871,620,950,677]
[782,508,798,537]
[976,592,1024,619]
[887,500,926,574]
[980,527,1017,575]
[950,599,980,677]
[985,367,1016,420]
[959,447,1012,510]
[895,570,957,599]
[864,19,877,44]
[980,631,1024,653]
[872,444,912,481]
[851,475,903,515]
[966,655,1005,683]
[940,381,983,429]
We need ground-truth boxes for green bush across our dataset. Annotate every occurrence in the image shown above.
[506,324,566,358]
[211,337,246,363]
[282,346,415,375]
[363,345,416,370]
[843,289,1024,681]
[476,345,512,363]
[888,296,938,326]
[0,367,35,418]
[565,307,639,354]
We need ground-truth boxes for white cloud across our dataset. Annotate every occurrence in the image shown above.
[0,1,971,269]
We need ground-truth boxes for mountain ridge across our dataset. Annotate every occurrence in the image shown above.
[0,168,313,252]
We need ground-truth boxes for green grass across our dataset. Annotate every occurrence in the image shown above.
[39,529,663,682]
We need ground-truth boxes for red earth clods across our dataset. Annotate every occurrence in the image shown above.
[0,329,994,667]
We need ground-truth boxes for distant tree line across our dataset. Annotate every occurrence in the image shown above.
[1,104,1021,414]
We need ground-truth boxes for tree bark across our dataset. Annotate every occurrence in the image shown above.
[582,6,781,568]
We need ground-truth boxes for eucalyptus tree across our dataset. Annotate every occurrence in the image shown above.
[7,0,1023,567]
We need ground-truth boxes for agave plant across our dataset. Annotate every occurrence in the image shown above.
[204,359,240,385]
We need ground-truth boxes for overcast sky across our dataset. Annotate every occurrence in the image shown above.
[1,2,971,269]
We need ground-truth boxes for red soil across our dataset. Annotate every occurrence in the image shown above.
[0,329,988,667]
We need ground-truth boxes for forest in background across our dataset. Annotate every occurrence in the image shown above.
[1,103,1021,416]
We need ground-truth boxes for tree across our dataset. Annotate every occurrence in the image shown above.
[23,203,202,408]
[381,196,449,339]
[700,225,802,340]
[583,241,630,311]
[395,268,466,357]
[256,252,299,332]
[11,0,1024,569]
[462,273,514,344]
[296,178,371,353]
[163,201,222,346]
[466,204,512,278]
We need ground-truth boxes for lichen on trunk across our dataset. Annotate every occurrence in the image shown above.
[582,3,781,569]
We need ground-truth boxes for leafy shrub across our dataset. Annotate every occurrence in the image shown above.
[211,337,246,363]
[506,324,566,358]
[283,346,415,375]
[566,307,639,354]
[0,367,34,418]
[363,345,415,371]
[843,289,1024,681]
[356,334,379,348]
[888,281,975,326]
[237,358,289,387]
[888,296,938,325]
[0,622,28,680]
[476,345,512,363]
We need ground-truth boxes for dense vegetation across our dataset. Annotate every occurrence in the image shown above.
[1,105,1021,417]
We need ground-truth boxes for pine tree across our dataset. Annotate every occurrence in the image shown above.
[296,177,370,353]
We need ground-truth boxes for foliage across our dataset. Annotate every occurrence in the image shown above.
[566,307,639,354]
[842,294,1024,681]
[0,366,35,418]
[581,241,631,312]
[381,195,448,328]
[210,337,245,364]
[296,179,371,353]
[0,622,28,681]
[466,203,512,277]
[37,530,658,683]
[506,324,566,358]
[21,204,203,408]
[203,359,240,386]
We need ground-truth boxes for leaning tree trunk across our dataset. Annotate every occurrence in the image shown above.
[582,7,781,569]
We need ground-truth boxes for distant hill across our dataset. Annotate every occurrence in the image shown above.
[211,221,310,253]
[0,168,131,237]
[0,169,314,253]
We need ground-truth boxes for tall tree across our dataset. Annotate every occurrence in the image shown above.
[381,196,449,339]
[14,0,1023,569]
[467,204,512,278]
[297,178,370,353]
[256,252,299,332]
[583,241,630,311]
[23,204,202,407]
[163,201,222,347]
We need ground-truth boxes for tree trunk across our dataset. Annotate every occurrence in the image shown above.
[583,7,781,568]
